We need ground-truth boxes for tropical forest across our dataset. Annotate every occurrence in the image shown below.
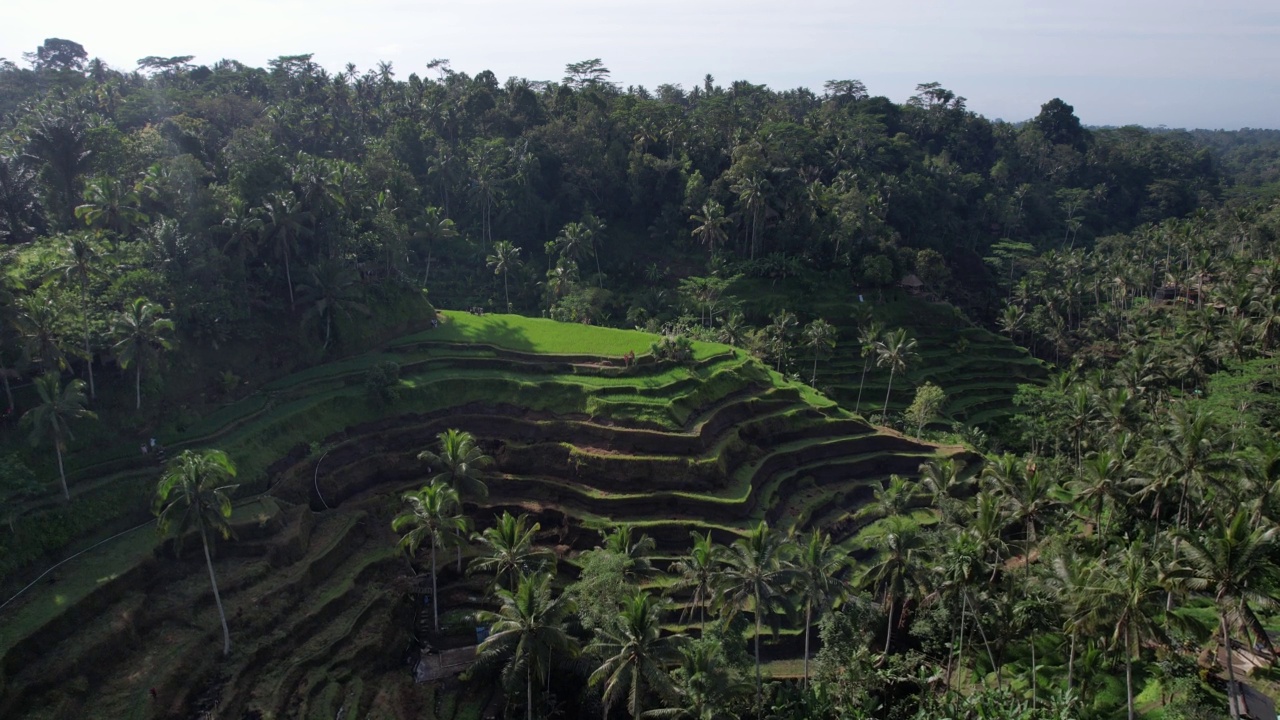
[3,38,1280,720]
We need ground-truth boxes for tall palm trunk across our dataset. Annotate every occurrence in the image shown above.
[1125,635,1135,720]
[883,364,896,415]
[135,362,142,410]
[855,356,869,414]
[884,591,895,653]
[55,442,69,500]
[284,245,295,311]
[81,285,94,398]
[527,664,534,720]
[1223,614,1241,719]
[201,523,232,655]
[803,598,812,688]
[431,538,439,632]
[754,591,763,712]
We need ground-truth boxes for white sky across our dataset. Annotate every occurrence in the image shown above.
[6,0,1278,129]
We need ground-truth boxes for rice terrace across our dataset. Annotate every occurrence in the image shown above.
[2,35,1280,720]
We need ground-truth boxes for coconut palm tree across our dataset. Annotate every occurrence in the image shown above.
[486,240,523,311]
[110,297,174,410]
[689,200,730,256]
[853,320,883,416]
[1180,510,1280,719]
[588,591,683,718]
[74,175,147,236]
[1091,537,1167,720]
[418,428,492,501]
[412,205,458,284]
[257,191,311,311]
[873,328,917,415]
[474,571,579,720]
[792,530,849,687]
[668,531,721,631]
[295,258,369,350]
[48,234,103,397]
[858,516,931,655]
[600,524,657,581]
[14,293,69,373]
[470,511,553,591]
[802,318,837,387]
[392,480,469,632]
[153,449,239,656]
[22,372,95,500]
[714,521,794,705]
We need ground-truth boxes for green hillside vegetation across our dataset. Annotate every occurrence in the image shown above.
[0,40,1279,720]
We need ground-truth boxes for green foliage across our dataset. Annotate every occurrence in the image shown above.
[363,360,401,404]
[650,334,694,363]
[905,381,946,436]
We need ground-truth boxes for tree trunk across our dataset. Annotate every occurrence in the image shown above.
[754,594,763,712]
[1223,614,1241,719]
[527,663,534,720]
[431,538,439,633]
[803,599,812,688]
[1126,640,1135,720]
[55,443,69,500]
[82,286,94,399]
[285,246,295,311]
[135,362,142,411]
[883,364,896,415]
[884,592,895,654]
[202,525,232,656]
[957,594,967,691]
[504,270,510,311]
[855,357,869,414]
[1067,632,1076,692]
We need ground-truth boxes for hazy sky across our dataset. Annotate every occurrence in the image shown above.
[6,0,1278,129]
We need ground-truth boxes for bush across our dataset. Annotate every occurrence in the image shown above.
[364,361,402,404]
[650,334,694,363]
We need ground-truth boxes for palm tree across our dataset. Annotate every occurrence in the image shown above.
[470,511,553,591]
[588,591,683,718]
[49,235,103,397]
[874,328,918,415]
[111,297,174,410]
[689,200,730,255]
[219,200,264,302]
[392,480,469,632]
[153,449,239,656]
[295,259,369,350]
[486,240,523,311]
[714,521,794,705]
[412,205,458,284]
[474,571,579,720]
[24,111,92,228]
[802,318,837,387]
[792,530,849,687]
[853,320,883,415]
[74,175,147,236]
[22,373,95,500]
[1180,510,1280,719]
[858,516,931,655]
[668,531,721,631]
[418,428,492,500]
[554,221,595,269]
[257,191,311,311]
[1091,537,1168,720]
[14,293,69,373]
[601,524,657,581]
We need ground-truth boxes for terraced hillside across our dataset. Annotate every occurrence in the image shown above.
[815,299,1048,428]
[0,311,970,719]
